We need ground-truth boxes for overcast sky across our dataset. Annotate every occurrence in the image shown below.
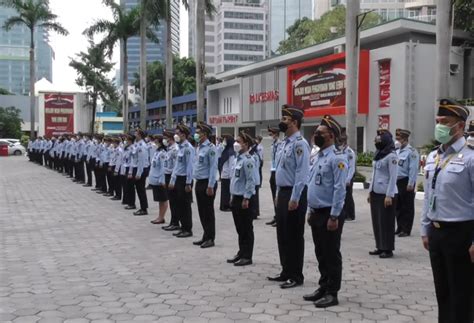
[48,0,189,91]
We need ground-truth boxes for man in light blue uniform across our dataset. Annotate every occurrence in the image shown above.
[338,129,356,221]
[394,128,420,237]
[74,133,86,184]
[304,115,347,308]
[192,122,218,248]
[421,99,473,323]
[169,124,195,238]
[268,105,310,289]
[162,129,181,232]
[266,126,281,227]
[128,129,150,216]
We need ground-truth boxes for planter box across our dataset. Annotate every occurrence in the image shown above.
[416,192,425,200]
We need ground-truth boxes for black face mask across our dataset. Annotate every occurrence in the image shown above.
[375,141,385,150]
[278,121,288,133]
[313,134,325,148]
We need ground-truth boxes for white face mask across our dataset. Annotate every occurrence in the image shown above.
[124,140,128,145]
[163,139,169,147]
[233,142,241,153]
[467,135,474,145]
[174,134,181,143]
[222,140,227,147]
[394,140,401,149]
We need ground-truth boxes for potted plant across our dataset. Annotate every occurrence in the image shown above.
[353,171,369,189]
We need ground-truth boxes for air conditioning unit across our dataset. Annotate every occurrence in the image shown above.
[334,44,345,54]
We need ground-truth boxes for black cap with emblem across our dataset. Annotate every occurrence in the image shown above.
[197,121,213,135]
[239,131,254,146]
[176,123,191,136]
[268,125,280,134]
[163,128,175,138]
[395,128,411,138]
[437,98,470,121]
[468,120,474,134]
[282,104,304,121]
[320,115,342,138]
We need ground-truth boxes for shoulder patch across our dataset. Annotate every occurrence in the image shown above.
[247,161,253,169]
[296,136,303,141]
[185,149,190,155]
[296,147,303,156]
[392,159,398,165]
[338,162,345,169]
[210,150,216,156]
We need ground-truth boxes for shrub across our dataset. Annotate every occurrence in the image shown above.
[417,182,424,192]
[20,135,29,147]
[356,152,374,167]
[353,171,366,183]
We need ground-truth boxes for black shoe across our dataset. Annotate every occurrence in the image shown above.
[77,181,85,184]
[394,228,402,235]
[234,258,252,266]
[110,197,121,201]
[266,219,276,226]
[226,254,241,263]
[105,193,114,197]
[379,251,393,259]
[303,288,326,302]
[200,240,215,249]
[271,222,277,227]
[345,217,355,222]
[83,184,92,187]
[267,274,288,282]
[173,231,183,236]
[124,205,136,210]
[91,188,100,191]
[280,279,302,289]
[398,232,410,237]
[220,208,232,212]
[133,209,148,216]
[176,231,193,238]
[369,249,383,255]
[163,225,181,231]
[314,294,338,308]
[193,239,205,246]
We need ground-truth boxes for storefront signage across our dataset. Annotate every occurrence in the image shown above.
[44,93,74,137]
[249,90,279,104]
[209,114,239,125]
[287,51,370,117]
[379,60,391,108]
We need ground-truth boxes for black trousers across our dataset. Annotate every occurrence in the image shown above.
[370,192,396,251]
[106,166,114,193]
[75,159,85,182]
[308,207,345,296]
[195,179,218,241]
[276,186,307,283]
[269,171,277,219]
[94,161,100,188]
[98,163,108,192]
[165,174,179,226]
[132,167,149,210]
[344,179,355,220]
[231,195,255,260]
[253,186,260,217]
[122,168,135,207]
[174,176,193,232]
[428,221,474,323]
[219,178,231,211]
[68,158,75,177]
[396,177,415,234]
[86,159,94,185]
[112,168,122,198]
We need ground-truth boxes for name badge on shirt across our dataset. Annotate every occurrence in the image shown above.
[199,156,204,163]
[152,161,156,167]
[235,166,241,178]
[315,174,322,185]
[164,160,168,167]
[178,156,183,162]
[398,160,405,167]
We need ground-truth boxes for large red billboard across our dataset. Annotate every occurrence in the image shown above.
[287,51,370,117]
[44,93,74,137]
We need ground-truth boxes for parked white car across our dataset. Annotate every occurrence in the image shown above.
[0,140,26,156]
[0,138,21,145]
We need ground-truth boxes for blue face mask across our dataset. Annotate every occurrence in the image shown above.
[194,133,201,142]
[434,123,457,144]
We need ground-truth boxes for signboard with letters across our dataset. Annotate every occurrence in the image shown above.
[209,114,239,125]
[44,93,74,137]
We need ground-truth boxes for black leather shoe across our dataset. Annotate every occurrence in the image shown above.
[133,209,148,216]
[176,231,193,238]
[379,251,393,259]
[163,225,181,231]
[193,239,205,246]
[83,184,92,187]
[173,231,183,236]
[110,197,121,201]
[369,249,382,255]
[234,258,252,266]
[394,228,402,235]
[398,232,410,237]
[303,288,326,302]
[271,222,277,227]
[124,205,136,210]
[314,294,338,308]
[266,219,276,226]
[226,254,241,263]
[200,240,215,249]
[267,274,288,282]
[280,279,302,289]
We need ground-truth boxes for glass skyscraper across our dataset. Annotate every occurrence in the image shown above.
[120,0,180,84]
[269,0,313,53]
[0,8,54,95]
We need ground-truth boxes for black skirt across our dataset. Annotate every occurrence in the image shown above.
[151,184,169,202]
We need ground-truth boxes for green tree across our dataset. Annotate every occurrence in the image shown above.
[69,41,118,134]
[0,106,23,139]
[277,6,379,54]
[1,0,68,139]
[453,0,473,32]
[0,87,12,95]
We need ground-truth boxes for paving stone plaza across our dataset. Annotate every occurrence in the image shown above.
[0,157,438,322]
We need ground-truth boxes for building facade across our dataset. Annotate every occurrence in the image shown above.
[188,0,269,76]
[0,8,54,95]
[119,0,180,83]
[207,19,474,152]
[270,0,314,53]
[95,112,124,135]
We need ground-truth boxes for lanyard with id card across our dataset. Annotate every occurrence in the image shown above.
[429,151,458,211]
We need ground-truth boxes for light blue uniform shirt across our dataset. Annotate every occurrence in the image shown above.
[275,131,310,202]
[99,144,111,166]
[76,139,85,160]
[149,149,167,186]
[230,152,256,199]
[340,145,356,185]
[221,154,236,180]
[165,143,179,175]
[193,139,218,188]
[369,152,398,198]
[114,146,123,173]
[119,146,132,175]
[251,152,260,185]
[308,145,348,217]
[170,140,195,185]
[270,139,282,171]
[420,137,474,237]
[129,140,150,177]
[396,144,420,187]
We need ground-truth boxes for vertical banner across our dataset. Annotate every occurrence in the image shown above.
[44,93,74,137]
[379,60,391,108]
[378,115,390,130]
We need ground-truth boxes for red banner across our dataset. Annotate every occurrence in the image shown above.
[208,114,239,125]
[378,115,390,130]
[250,90,279,104]
[44,93,74,137]
[379,60,391,108]
[287,51,370,117]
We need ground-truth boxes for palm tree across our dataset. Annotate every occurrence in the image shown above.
[1,0,68,139]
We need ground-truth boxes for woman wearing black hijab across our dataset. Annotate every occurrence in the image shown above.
[367,129,399,258]
[219,135,235,211]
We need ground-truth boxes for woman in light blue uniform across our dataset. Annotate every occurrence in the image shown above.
[368,129,398,259]
[218,135,235,212]
[149,135,169,225]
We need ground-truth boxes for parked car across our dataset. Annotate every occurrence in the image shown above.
[0,140,26,156]
[0,138,20,145]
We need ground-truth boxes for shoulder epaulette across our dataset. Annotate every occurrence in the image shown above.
[296,136,303,141]
[334,149,343,155]
[432,145,440,152]
[467,144,474,150]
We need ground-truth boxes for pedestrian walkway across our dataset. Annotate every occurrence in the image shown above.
[0,157,437,322]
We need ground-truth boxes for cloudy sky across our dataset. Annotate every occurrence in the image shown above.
[48,0,189,91]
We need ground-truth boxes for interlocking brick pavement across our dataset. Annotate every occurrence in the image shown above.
[0,157,437,322]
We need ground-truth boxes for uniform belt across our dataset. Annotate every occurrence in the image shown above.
[279,186,293,191]
[431,220,474,229]
[397,176,408,181]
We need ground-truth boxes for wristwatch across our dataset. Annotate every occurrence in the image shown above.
[329,216,338,222]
